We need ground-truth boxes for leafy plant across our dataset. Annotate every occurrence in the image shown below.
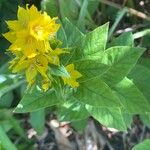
[12,18,150,132]
[0,1,150,149]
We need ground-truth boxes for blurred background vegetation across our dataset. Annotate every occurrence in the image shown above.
[0,0,150,150]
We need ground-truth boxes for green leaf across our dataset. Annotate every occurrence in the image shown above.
[41,0,59,17]
[123,112,132,129]
[10,117,27,140]
[41,0,79,20]
[128,64,150,102]
[57,18,84,65]
[58,98,89,122]
[75,58,109,81]
[114,77,150,113]
[140,113,150,126]
[0,143,3,150]
[86,105,127,131]
[71,119,87,131]
[30,109,45,135]
[128,64,150,123]
[132,139,150,150]
[0,120,12,132]
[141,34,150,48]
[58,0,79,20]
[77,0,88,31]
[75,23,109,58]
[0,92,13,108]
[0,63,9,74]
[108,8,128,39]
[101,46,145,85]
[139,58,150,70]
[0,78,25,98]
[59,22,108,64]
[57,18,84,48]
[0,0,22,52]
[0,109,12,121]
[14,88,60,113]
[74,77,121,107]
[87,1,99,15]
[107,32,134,48]
[50,65,70,77]
[0,125,17,150]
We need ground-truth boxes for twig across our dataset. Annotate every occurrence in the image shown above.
[96,0,150,21]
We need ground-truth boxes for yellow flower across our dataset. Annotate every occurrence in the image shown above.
[9,47,64,90]
[3,4,78,92]
[3,5,60,58]
[8,29,51,57]
[10,54,49,87]
[29,12,59,40]
[45,48,66,66]
[42,79,51,92]
[62,64,82,88]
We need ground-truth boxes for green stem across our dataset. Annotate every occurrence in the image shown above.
[108,8,128,39]
[133,29,150,39]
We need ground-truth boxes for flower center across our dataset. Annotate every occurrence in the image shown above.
[26,36,34,44]
[33,25,43,37]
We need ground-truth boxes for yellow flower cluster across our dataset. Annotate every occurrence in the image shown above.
[62,64,82,88]
[3,5,82,91]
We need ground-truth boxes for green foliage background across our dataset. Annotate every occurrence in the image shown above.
[0,0,150,149]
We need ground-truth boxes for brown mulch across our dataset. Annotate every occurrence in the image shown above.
[21,115,150,150]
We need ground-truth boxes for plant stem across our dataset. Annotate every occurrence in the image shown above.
[133,29,150,39]
[108,8,127,39]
